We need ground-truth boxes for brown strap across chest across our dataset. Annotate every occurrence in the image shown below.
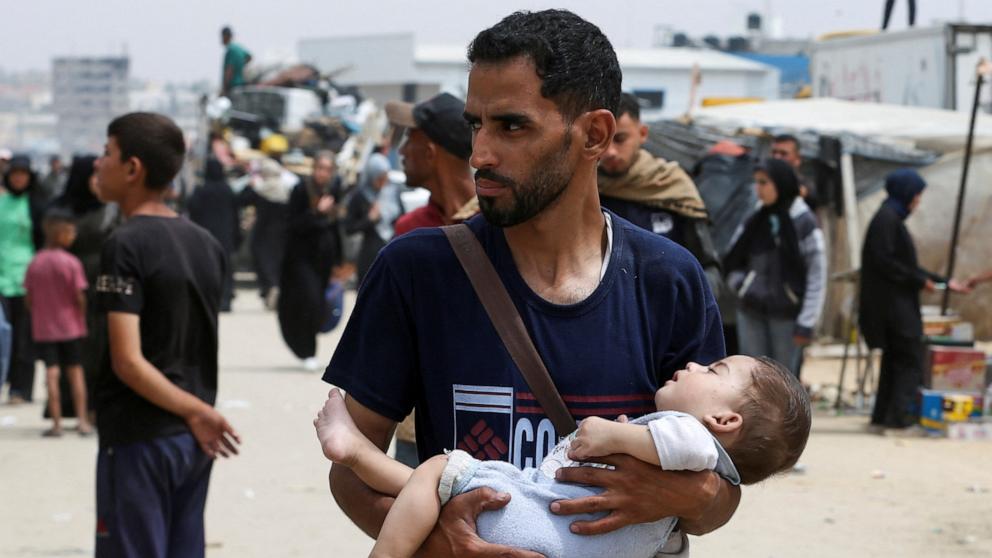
[442,224,577,435]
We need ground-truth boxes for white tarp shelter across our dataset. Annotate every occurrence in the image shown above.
[655,98,992,338]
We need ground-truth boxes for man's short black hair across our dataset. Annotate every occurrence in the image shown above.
[773,134,800,150]
[107,112,186,190]
[617,92,642,121]
[467,9,622,122]
[221,26,232,37]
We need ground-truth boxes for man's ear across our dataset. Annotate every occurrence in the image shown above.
[638,123,649,143]
[580,109,616,161]
[424,139,437,164]
[703,411,743,434]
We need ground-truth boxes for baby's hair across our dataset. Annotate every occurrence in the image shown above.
[726,356,811,485]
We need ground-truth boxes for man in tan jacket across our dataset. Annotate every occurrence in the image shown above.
[598,93,720,274]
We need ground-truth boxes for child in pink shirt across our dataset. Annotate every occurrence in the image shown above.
[24,209,92,436]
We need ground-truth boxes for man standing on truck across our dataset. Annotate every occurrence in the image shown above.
[221,26,252,95]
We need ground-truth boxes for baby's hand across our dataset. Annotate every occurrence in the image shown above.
[567,416,616,461]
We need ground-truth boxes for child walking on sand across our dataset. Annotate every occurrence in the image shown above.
[24,208,92,436]
[315,355,811,558]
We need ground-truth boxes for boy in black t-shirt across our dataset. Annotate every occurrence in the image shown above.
[92,112,240,558]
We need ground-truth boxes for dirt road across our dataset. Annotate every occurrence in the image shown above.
[1,291,988,557]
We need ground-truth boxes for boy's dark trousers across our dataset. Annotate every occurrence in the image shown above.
[95,432,213,558]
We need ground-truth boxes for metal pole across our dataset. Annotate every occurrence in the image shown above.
[840,152,861,271]
[941,61,986,314]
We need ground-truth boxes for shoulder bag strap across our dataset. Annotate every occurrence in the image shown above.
[442,224,577,434]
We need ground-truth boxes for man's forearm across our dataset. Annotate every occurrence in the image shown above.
[329,462,395,538]
[678,475,740,535]
[114,354,207,419]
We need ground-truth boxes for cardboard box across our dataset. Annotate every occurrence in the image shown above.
[944,394,979,422]
[925,346,987,392]
[918,390,983,432]
[919,389,945,432]
[923,316,974,342]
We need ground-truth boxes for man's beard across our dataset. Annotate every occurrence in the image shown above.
[476,137,574,228]
[598,165,626,179]
[598,152,638,179]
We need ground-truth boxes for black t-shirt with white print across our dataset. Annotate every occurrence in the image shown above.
[95,215,226,448]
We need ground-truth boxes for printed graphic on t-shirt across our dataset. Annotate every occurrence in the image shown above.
[95,274,136,296]
[452,385,513,462]
[453,384,656,470]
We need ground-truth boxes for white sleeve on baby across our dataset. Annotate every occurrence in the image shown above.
[647,414,719,471]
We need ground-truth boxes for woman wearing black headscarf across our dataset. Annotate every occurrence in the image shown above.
[0,156,43,402]
[859,169,965,429]
[277,152,343,369]
[52,155,118,412]
[725,158,826,377]
[55,156,117,280]
[187,158,241,311]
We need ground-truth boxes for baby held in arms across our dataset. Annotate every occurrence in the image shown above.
[314,355,812,558]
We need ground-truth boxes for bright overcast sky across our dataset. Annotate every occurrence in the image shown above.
[5,0,992,83]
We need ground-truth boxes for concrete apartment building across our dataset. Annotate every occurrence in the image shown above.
[52,57,129,154]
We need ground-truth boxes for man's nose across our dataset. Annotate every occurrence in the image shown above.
[470,128,496,170]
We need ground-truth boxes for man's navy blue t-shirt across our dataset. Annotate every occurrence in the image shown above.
[323,212,725,467]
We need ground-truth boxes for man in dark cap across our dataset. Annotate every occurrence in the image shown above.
[387,92,478,237]
[385,92,479,467]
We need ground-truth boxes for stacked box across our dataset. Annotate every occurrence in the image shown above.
[923,316,974,342]
[925,346,987,392]
[918,390,984,432]
[919,389,945,432]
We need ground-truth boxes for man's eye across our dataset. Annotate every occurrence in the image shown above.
[505,122,522,132]
[467,122,481,132]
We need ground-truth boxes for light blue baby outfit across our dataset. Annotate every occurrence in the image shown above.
[438,411,741,558]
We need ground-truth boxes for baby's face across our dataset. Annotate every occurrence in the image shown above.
[655,355,756,419]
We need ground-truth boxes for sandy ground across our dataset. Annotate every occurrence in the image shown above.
[1,289,990,557]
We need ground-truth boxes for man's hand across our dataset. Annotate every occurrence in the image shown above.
[186,404,241,459]
[793,334,811,346]
[568,417,617,461]
[414,487,545,558]
[368,202,381,223]
[550,454,725,535]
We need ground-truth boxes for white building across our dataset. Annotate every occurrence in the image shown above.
[298,33,779,120]
[52,57,129,155]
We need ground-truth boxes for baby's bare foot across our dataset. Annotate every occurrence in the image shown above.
[314,388,364,466]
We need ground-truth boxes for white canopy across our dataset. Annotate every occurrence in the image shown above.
[693,98,992,153]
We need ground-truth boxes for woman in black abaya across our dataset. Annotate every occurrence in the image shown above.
[859,169,966,429]
[51,155,118,415]
[188,158,241,311]
[277,153,343,370]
